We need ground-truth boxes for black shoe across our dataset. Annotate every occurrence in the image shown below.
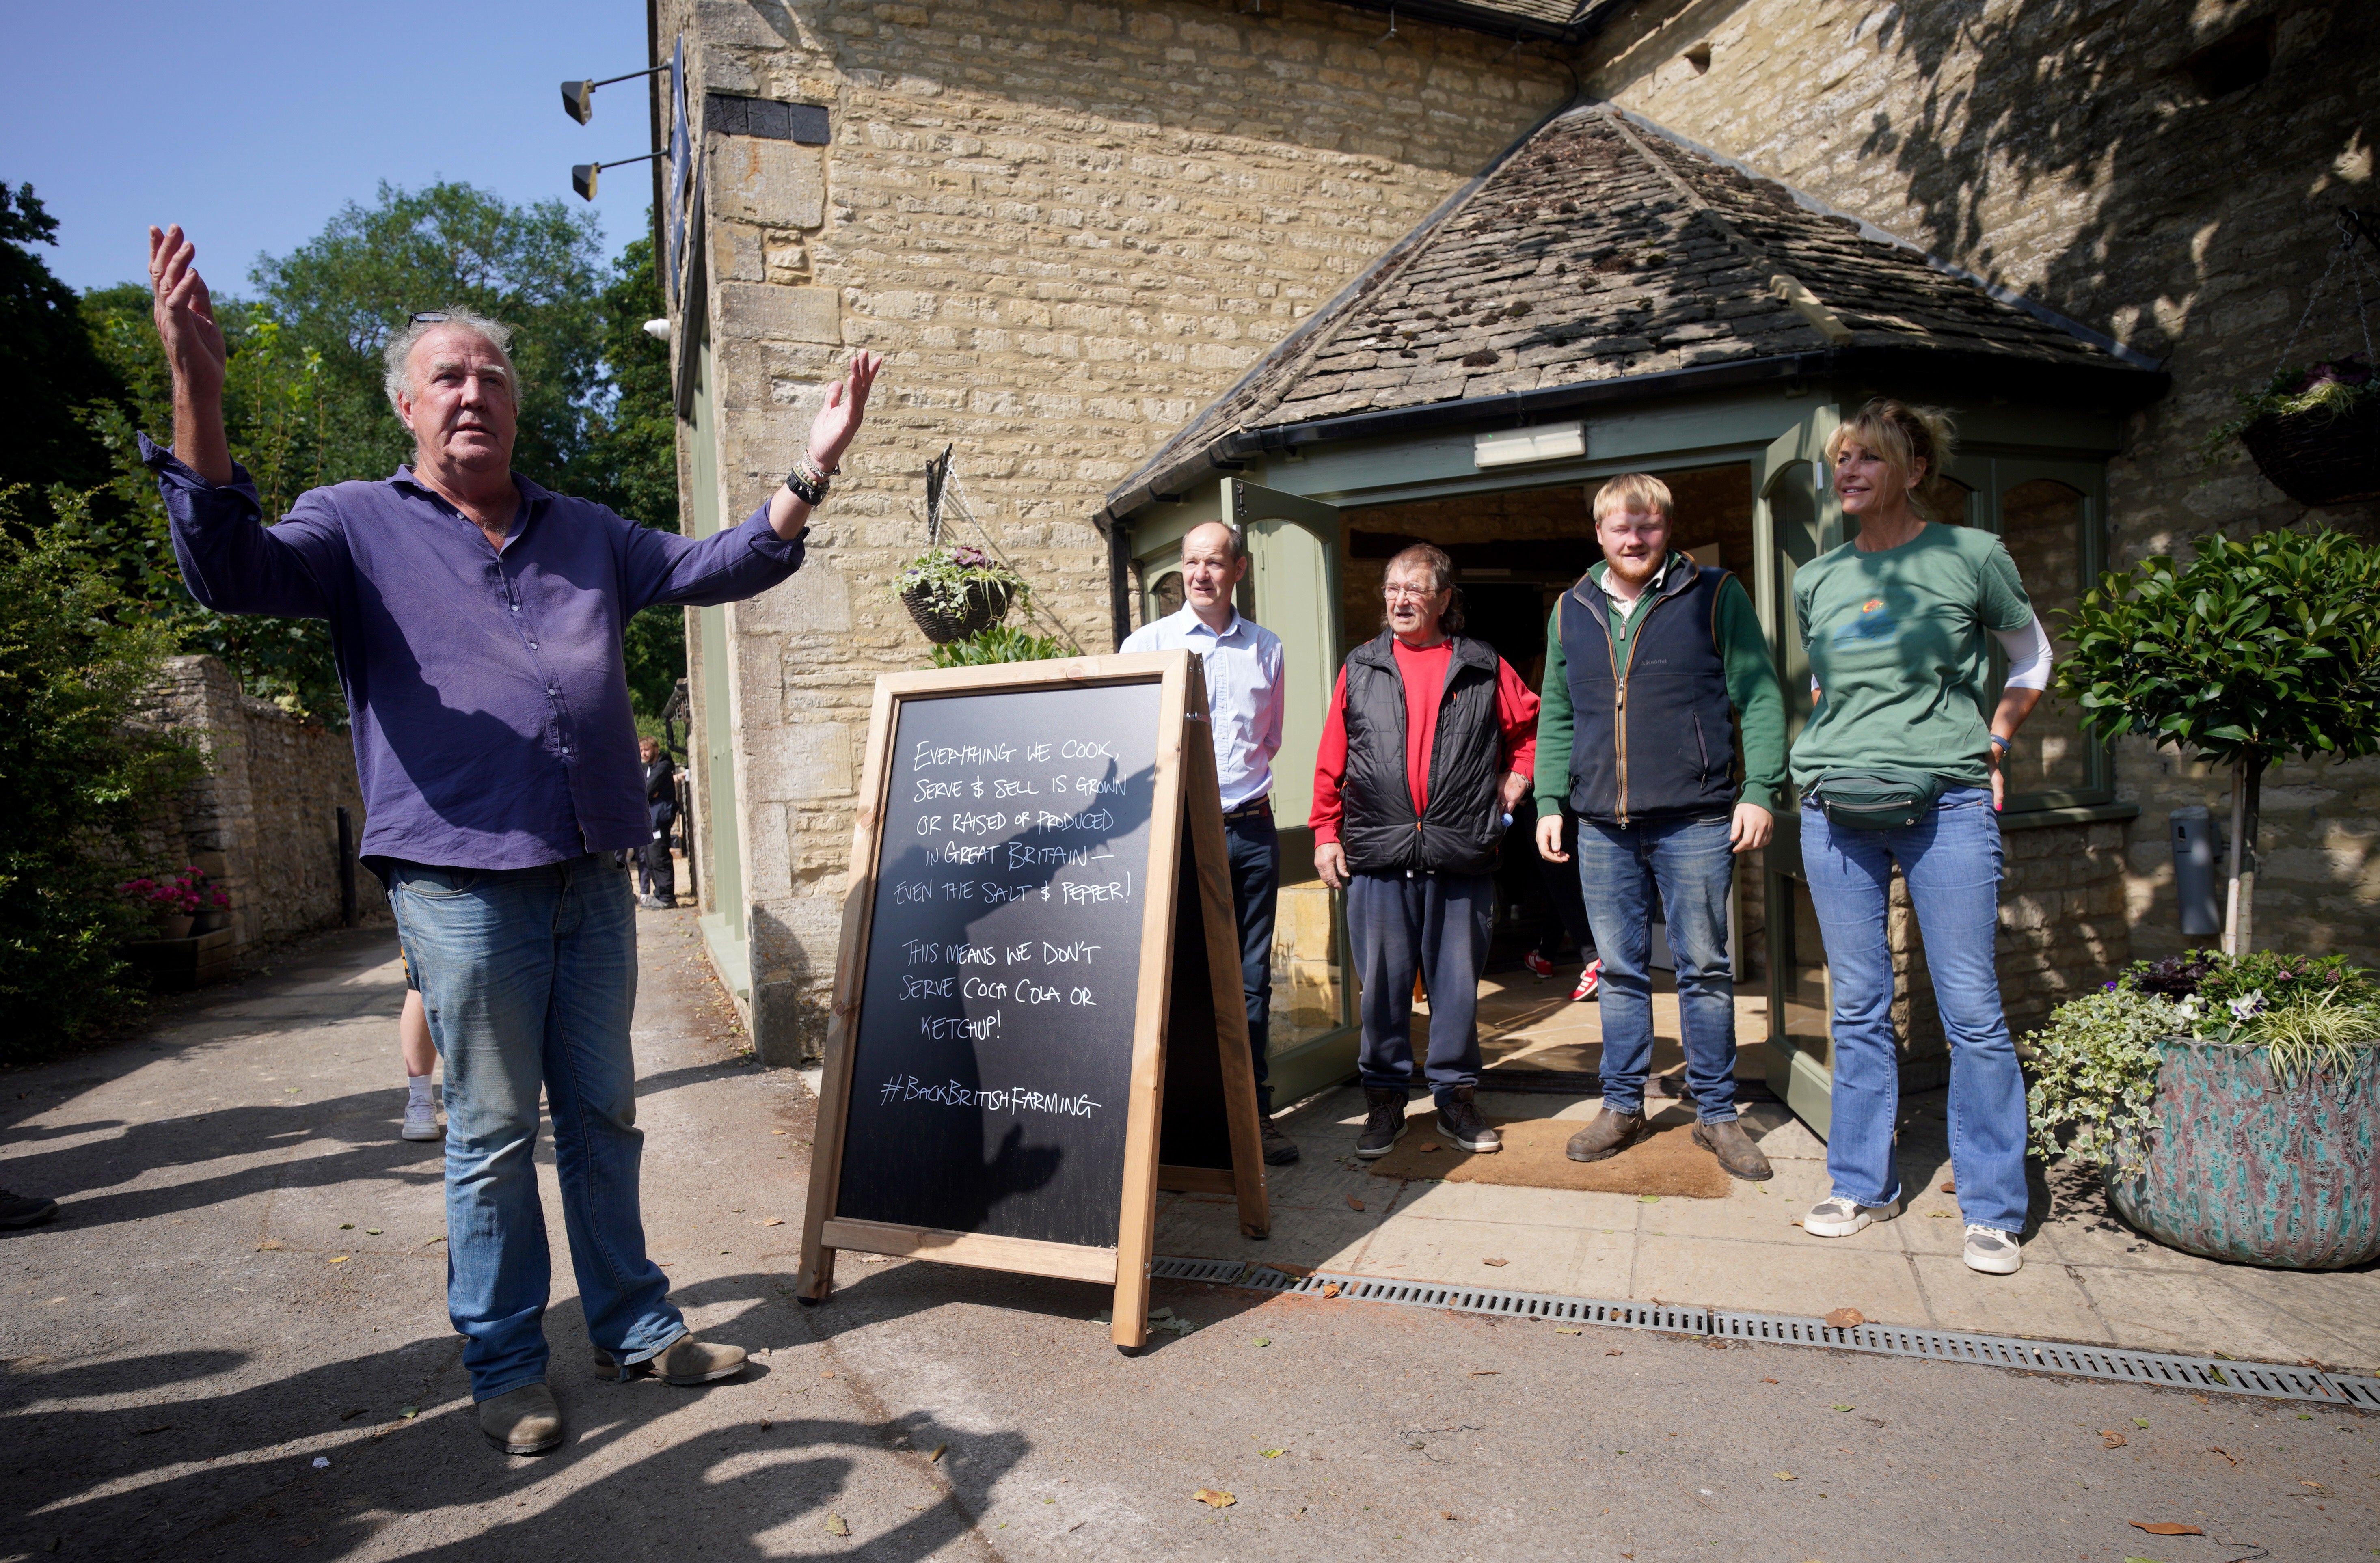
[0,1190,59,1229]
[1435,1085,1502,1153]
[1355,1087,1407,1159]
[1259,1114,1300,1166]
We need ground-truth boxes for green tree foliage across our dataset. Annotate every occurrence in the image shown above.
[2059,528,2380,945]
[0,494,201,1054]
[0,183,125,519]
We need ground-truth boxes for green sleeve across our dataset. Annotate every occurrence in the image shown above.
[1977,536,2034,632]
[1533,599,1572,819]
[1717,576,1786,813]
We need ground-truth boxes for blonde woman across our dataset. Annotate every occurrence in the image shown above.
[1790,400,2052,1276]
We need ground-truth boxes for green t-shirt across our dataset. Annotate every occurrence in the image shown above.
[1788,522,2033,789]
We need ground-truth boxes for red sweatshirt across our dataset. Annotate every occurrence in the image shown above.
[1309,639,1539,845]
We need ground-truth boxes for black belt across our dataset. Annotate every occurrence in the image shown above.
[1222,797,1273,822]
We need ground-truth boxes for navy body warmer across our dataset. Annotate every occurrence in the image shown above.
[1557,563,1739,826]
[1337,630,1510,876]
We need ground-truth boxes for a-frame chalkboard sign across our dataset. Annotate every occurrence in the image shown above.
[795,650,1269,1353]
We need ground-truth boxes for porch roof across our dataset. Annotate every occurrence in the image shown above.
[1101,103,2167,525]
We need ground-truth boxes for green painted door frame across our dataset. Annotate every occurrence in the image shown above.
[684,333,748,1002]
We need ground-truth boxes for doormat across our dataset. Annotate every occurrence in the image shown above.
[1367,1115,1730,1199]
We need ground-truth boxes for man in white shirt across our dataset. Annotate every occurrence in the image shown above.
[1121,521,1297,1164]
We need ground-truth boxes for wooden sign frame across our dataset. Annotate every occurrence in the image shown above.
[794,650,1269,1353]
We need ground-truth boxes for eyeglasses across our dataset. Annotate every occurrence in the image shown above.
[407,311,450,326]
[1382,583,1442,602]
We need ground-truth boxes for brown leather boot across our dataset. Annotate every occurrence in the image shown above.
[1259,1114,1300,1166]
[1564,1107,1646,1163]
[1691,1118,1774,1181]
[593,1334,749,1386]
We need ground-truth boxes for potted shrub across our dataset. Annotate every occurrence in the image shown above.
[2059,527,2380,956]
[2026,951,2380,1269]
[119,867,228,941]
[2201,351,2380,507]
[927,623,1074,668]
[894,544,1029,645]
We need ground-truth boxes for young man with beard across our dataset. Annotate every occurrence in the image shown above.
[1533,474,1786,1181]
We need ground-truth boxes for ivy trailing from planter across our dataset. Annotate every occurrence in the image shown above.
[894,544,1030,645]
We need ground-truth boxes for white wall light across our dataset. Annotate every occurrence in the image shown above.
[1473,421,1585,468]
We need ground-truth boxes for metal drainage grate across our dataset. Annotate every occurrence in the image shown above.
[1147,1255,2373,1408]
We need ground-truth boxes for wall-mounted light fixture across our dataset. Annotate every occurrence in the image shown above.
[571,151,661,201]
[560,63,670,125]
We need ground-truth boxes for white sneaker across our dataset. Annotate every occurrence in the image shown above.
[1963,1224,2022,1275]
[1803,1194,1898,1237]
[401,1098,443,1142]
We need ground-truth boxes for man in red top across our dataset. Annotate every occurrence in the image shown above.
[1312,544,1538,1159]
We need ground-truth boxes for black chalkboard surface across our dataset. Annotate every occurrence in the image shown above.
[836,680,1160,1249]
[796,652,1269,1354]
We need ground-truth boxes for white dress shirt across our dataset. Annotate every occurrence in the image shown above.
[1120,604,1286,812]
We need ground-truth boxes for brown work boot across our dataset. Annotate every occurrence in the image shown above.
[1259,1113,1300,1166]
[477,1382,563,1455]
[593,1334,749,1386]
[1355,1087,1408,1159]
[1691,1117,1774,1181]
[1564,1107,1646,1163]
[1435,1085,1501,1153]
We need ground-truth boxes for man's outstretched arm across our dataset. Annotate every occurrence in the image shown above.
[151,225,232,486]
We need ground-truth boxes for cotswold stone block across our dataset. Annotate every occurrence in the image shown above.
[715,281,843,345]
[712,134,827,229]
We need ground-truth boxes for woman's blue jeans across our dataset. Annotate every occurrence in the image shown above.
[1800,788,2030,1235]
[390,854,685,1401]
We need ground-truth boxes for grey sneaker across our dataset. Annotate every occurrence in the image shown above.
[1963,1224,2022,1275]
[1435,1085,1502,1153]
[1355,1087,1407,1159]
[478,1382,563,1455]
[1803,1195,1898,1237]
[0,1188,58,1229]
[401,1096,443,1142]
[594,1334,749,1386]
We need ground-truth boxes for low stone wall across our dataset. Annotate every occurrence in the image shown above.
[139,656,382,960]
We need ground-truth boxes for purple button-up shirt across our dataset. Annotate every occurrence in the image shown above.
[144,434,802,871]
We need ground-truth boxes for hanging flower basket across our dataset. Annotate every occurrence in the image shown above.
[899,576,1016,643]
[894,544,1027,645]
[2237,393,2380,507]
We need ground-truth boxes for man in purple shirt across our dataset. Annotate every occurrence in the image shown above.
[146,225,881,1456]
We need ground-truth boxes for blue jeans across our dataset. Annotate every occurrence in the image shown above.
[1574,814,1739,1122]
[1348,870,1495,1101]
[390,854,685,1401]
[1224,812,1279,1104]
[1800,787,2029,1235]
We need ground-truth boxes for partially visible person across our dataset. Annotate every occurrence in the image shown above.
[1789,399,2049,1276]
[636,738,678,909]
[1312,544,1537,1159]
[1522,807,1602,1002]
[399,944,441,1142]
[1534,473,1787,1182]
[1120,520,1296,1164]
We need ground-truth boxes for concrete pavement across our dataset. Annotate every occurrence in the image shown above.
[1,907,2372,1561]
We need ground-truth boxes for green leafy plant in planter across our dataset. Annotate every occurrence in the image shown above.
[2057,528,2380,955]
[895,544,1030,645]
[928,624,1074,668]
[2025,951,2380,1268]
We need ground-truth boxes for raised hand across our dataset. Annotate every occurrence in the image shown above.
[148,225,233,482]
[804,351,883,471]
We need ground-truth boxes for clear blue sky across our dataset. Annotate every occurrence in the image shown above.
[4,0,660,294]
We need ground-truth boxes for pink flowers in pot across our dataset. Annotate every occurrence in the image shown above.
[119,867,229,917]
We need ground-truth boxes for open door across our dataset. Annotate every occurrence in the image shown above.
[1228,480,1358,1107]
[1750,410,1842,1139]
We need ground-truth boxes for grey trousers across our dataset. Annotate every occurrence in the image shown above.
[1348,870,1495,1099]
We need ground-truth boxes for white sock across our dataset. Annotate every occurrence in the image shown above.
[406,1074,434,1110]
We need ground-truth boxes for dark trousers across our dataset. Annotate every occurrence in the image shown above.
[1223,811,1279,1105]
[636,803,676,900]
[1348,869,1495,1099]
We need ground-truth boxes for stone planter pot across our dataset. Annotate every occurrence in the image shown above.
[191,907,229,935]
[2103,1037,2380,1270]
[156,913,195,940]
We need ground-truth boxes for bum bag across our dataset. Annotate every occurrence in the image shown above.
[1806,769,1946,830]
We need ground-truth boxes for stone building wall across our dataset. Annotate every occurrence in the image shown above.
[142,656,382,957]
[1581,0,2380,970]
[661,0,1574,1059]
